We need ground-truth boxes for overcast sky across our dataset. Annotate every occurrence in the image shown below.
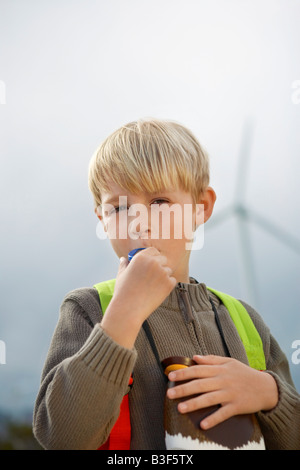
[0,0,299,417]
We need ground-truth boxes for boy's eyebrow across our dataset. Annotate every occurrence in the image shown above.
[102,196,120,205]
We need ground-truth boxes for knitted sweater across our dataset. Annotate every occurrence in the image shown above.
[33,278,300,450]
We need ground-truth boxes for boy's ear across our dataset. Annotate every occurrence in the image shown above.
[195,187,217,227]
[94,207,107,230]
[94,207,101,220]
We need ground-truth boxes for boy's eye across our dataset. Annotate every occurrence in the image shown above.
[108,199,169,215]
[113,205,128,213]
[151,199,169,205]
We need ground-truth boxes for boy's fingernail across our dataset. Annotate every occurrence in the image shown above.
[167,388,176,398]
[179,403,187,412]
[168,372,176,380]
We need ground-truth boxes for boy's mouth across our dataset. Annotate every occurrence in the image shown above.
[137,240,153,248]
[132,241,160,252]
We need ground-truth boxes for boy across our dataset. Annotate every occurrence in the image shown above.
[33,118,300,450]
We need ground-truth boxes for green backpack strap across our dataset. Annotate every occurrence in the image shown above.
[207,287,266,371]
[94,279,116,314]
[93,280,266,371]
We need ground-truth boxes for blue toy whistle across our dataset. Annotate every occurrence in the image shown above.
[128,248,146,262]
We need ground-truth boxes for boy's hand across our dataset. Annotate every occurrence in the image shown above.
[115,247,177,319]
[166,355,279,429]
[101,247,177,348]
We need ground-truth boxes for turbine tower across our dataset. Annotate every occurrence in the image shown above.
[206,118,300,308]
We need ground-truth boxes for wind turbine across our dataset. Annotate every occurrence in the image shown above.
[206,118,300,308]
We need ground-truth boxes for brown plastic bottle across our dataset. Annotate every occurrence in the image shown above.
[161,356,266,450]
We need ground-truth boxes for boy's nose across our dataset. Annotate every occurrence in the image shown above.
[128,207,152,239]
[129,221,151,239]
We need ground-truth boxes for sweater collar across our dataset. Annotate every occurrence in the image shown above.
[160,277,213,312]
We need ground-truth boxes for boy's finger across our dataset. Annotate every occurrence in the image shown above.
[164,266,174,276]
[177,390,221,415]
[200,404,234,430]
[193,355,231,365]
[168,364,217,382]
[141,251,169,267]
[167,377,217,400]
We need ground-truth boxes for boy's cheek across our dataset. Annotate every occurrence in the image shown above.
[109,238,130,259]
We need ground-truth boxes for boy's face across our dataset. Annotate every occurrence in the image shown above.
[97,180,216,283]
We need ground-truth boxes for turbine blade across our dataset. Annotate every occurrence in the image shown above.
[205,205,235,230]
[247,209,300,255]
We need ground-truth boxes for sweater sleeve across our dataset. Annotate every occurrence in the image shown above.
[32,289,137,450]
[239,300,300,450]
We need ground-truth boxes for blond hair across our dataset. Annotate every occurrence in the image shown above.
[88,118,210,210]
